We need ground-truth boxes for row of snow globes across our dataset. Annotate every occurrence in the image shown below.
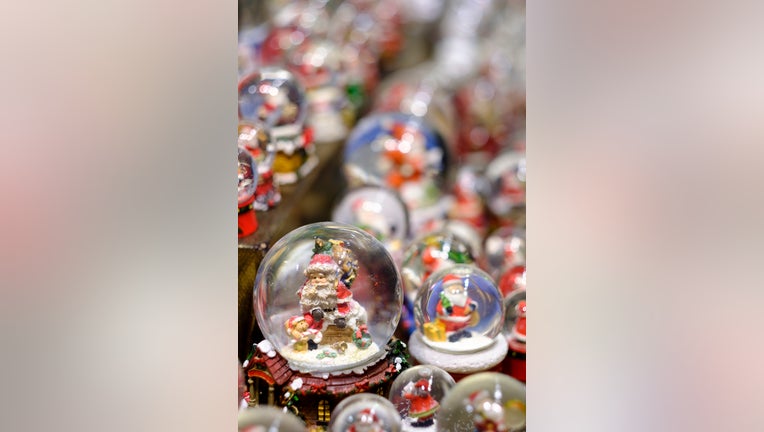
[244,222,525,429]
[236,55,525,240]
[239,369,525,432]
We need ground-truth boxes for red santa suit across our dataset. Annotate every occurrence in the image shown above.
[403,379,439,425]
[436,276,478,334]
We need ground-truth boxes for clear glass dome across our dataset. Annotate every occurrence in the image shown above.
[238,405,307,432]
[239,120,281,211]
[436,372,526,432]
[238,120,273,167]
[238,146,258,206]
[388,365,456,431]
[328,393,402,432]
[503,288,526,353]
[254,222,402,374]
[486,150,526,219]
[238,67,308,129]
[331,185,410,263]
[400,231,476,303]
[344,112,449,210]
[414,265,503,354]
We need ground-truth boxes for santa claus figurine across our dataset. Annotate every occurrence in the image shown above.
[401,378,439,428]
[436,275,479,343]
[467,390,508,432]
[348,408,385,432]
[298,254,353,328]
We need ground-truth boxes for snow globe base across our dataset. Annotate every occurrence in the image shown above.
[408,330,507,374]
[280,341,382,374]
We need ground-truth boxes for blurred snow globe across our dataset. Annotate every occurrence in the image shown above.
[238,405,307,432]
[436,372,526,432]
[388,365,456,432]
[400,231,475,303]
[238,67,308,128]
[503,288,526,353]
[254,222,403,374]
[483,226,525,280]
[331,185,410,264]
[343,112,449,211]
[485,150,526,221]
[328,393,402,432]
[238,120,281,211]
[238,146,258,208]
[413,265,504,354]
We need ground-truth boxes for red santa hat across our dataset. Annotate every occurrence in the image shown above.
[442,274,464,288]
[414,378,431,392]
[285,315,309,329]
[306,254,339,275]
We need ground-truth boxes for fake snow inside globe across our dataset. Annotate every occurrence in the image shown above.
[400,231,476,303]
[388,365,456,432]
[238,146,259,238]
[436,372,526,432]
[238,405,307,432]
[254,222,403,374]
[344,112,449,211]
[331,185,410,264]
[328,393,402,432]
[503,288,526,353]
[238,120,281,211]
[486,150,526,220]
[238,67,315,184]
[409,265,507,374]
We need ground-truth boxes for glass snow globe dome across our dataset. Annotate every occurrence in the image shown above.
[331,185,410,263]
[400,231,476,303]
[486,150,526,219]
[343,112,450,210]
[238,67,308,130]
[238,405,306,432]
[414,264,504,354]
[238,146,258,207]
[436,372,526,432]
[388,365,456,431]
[329,393,402,432]
[254,222,403,374]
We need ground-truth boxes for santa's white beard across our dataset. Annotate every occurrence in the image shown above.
[446,292,468,307]
[300,282,337,310]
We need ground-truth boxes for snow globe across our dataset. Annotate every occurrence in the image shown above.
[331,185,410,265]
[501,287,526,383]
[436,372,526,432]
[248,222,409,428]
[447,165,489,236]
[409,265,507,375]
[238,120,281,211]
[259,0,331,65]
[287,37,354,143]
[388,365,456,432]
[343,112,451,230]
[400,231,475,304]
[485,150,525,226]
[238,146,259,238]
[238,67,316,185]
[328,393,402,432]
[483,227,525,281]
[238,405,307,432]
